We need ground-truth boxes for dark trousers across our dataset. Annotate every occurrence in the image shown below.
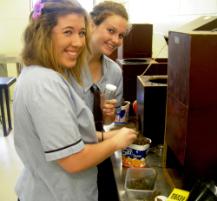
[97,158,119,201]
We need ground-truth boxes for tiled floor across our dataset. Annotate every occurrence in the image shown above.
[0,125,23,201]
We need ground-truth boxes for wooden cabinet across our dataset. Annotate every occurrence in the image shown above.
[137,75,167,145]
[165,29,217,188]
[117,59,167,114]
[117,23,153,59]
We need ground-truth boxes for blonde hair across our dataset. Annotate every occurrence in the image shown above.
[22,0,90,83]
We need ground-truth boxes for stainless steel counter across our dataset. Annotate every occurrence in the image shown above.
[111,148,172,201]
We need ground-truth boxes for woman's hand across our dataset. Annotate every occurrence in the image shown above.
[111,127,138,150]
[101,99,117,124]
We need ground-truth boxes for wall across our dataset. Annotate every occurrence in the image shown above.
[0,0,30,56]
[127,0,217,58]
[0,0,30,97]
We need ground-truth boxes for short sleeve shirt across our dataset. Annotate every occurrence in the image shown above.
[13,66,98,201]
[69,55,123,112]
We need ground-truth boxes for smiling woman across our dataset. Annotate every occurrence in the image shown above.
[13,1,137,201]
[22,0,90,83]
[14,1,96,201]
[51,13,86,69]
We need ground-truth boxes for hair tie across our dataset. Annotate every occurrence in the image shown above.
[32,0,44,20]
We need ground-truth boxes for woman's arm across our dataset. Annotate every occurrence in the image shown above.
[57,127,137,173]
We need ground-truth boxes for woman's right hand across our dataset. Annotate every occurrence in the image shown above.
[111,127,137,150]
[58,127,137,173]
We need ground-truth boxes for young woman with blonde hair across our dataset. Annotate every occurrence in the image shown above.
[14,1,136,201]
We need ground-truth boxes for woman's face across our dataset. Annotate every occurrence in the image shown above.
[52,13,86,68]
[91,15,128,56]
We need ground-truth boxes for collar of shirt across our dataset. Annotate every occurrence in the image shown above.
[83,55,108,93]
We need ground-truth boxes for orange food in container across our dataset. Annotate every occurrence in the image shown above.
[122,137,151,168]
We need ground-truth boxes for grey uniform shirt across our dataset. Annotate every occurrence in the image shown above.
[13,66,98,201]
[69,55,123,111]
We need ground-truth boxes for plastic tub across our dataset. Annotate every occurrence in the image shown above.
[125,168,157,200]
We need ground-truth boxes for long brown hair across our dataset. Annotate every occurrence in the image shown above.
[22,0,90,83]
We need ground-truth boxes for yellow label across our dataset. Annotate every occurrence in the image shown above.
[167,188,190,201]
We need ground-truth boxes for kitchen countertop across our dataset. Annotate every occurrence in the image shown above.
[111,147,172,201]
